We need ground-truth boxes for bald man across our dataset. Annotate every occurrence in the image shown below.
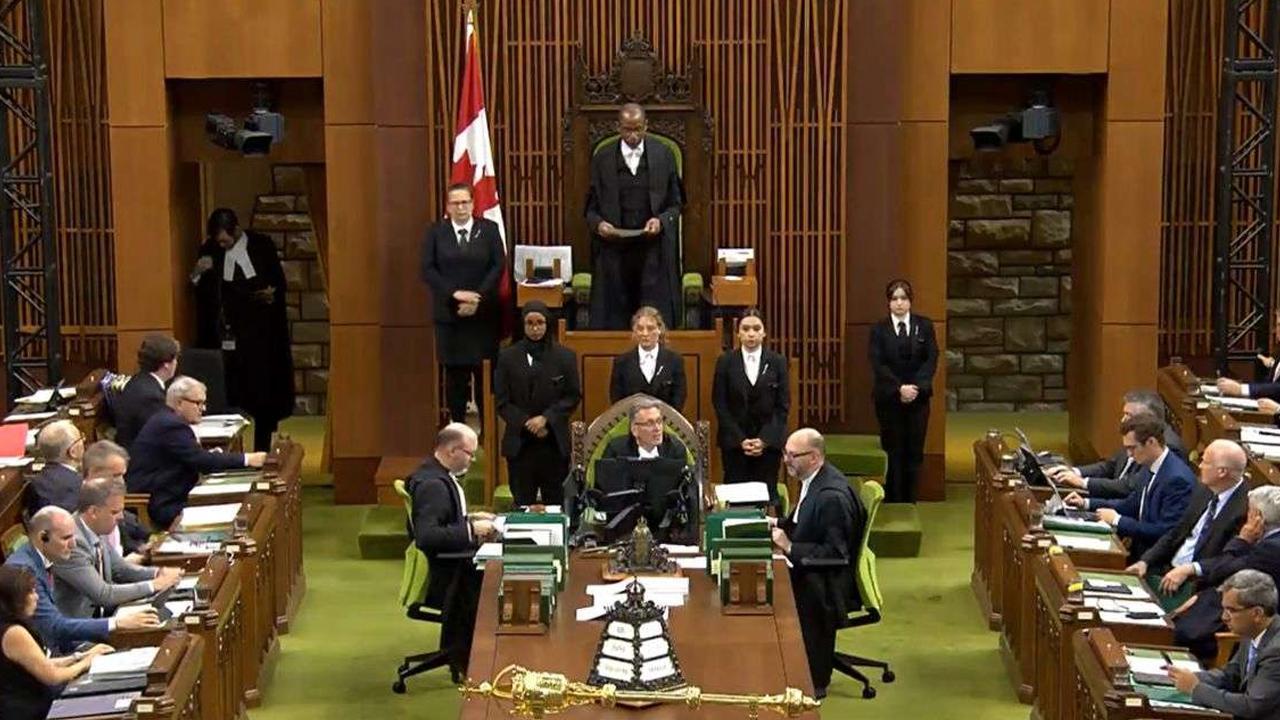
[27,420,85,514]
[585,103,684,329]
[768,428,865,699]
[1126,439,1249,608]
[404,423,497,681]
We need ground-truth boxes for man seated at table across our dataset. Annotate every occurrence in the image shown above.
[26,420,85,514]
[125,376,267,530]
[1171,485,1280,660]
[1125,439,1249,607]
[1048,390,1185,499]
[768,428,864,700]
[1065,413,1194,562]
[53,477,183,619]
[602,396,689,462]
[1167,569,1280,716]
[82,440,151,558]
[406,423,498,678]
[3,506,159,653]
[113,333,180,450]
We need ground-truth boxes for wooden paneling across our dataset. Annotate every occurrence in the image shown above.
[378,326,435,457]
[425,0,848,424]
[849,1,949,123]
[950,0,1109,74]
[1091,324,1159,455]
[1106,0,1169,122]
[1099,121,1165,326]
[845,123,903,323]
[168,158,202,347]
[900,122,949,319]
[324,126,380,325]
[162,0,323,78]
[375,129,430,328]
[370,0,427,127]
[321,0,374,125]
[109,127,173,331]
[329,325,382,457]
[115,330,151,375]
[103,0,165,126]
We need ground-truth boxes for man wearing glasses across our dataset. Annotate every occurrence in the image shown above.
[1168,569,1280,717]
[125,376,266,530]
[27,420,87,513]
[602,398,688,462]
[768,428,865,700]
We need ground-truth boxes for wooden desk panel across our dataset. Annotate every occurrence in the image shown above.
[1071,627,1226,720]
[462,555,817,719]
[0,468,26,561]
[972,432,1016,629]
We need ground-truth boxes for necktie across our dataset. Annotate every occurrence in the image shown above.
[897,321,910,359]
[1248,642,1259,680]
[897,321,907,339]
[1193,496,1221,554]
[95,542,106,578]
[458,228,469,246]
[1138,470,1154,520]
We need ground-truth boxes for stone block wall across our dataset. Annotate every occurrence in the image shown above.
[946,157,1073,412]
[250,165,328,416]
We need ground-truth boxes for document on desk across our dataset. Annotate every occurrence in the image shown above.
[156,539,219,555]
[1128,654,1199,676]
[1242,425,1280,443]
[1246,442,1280,461]
[89,647,159,678]
[176,576,200,591]
[177,502,242,529]
[474,543,503,563]
[47,691,142,719]
[1050,532,1113,552]
[189,482,253,497]
[0,456,32,469]
[674,556,707,570]
[1215,396,1261,411]
[586,577,689,597]
[1198,384,1221,397]
[3,410,55,422]
[660,544,701,555]
[193,414,249,440]
[14,386,75,405]
[576,593,683,621]
[715,482,769,505]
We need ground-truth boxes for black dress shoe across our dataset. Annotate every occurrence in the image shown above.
[814,686,828,700]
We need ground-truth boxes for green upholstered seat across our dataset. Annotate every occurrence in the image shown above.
[832,480,895,698]
[491,484,514,514]
[390,479,454,691]
[593,133,684,175]
[571,273,592,304]
[825,434,889,477]
[393,479,430,607]
[583,419,696,488]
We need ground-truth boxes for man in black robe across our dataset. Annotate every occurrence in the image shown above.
[585,103,684,330]
[191,208,295,451]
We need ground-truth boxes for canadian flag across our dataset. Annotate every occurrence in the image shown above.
[450,7,513,333]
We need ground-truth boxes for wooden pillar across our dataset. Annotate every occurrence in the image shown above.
[1068,0,1168,459]
[846,1,951,500]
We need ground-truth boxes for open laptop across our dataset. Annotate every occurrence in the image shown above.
[1014,431,1095,521]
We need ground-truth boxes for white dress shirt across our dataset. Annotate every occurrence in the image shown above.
[743,347,762,385]
[622,140,645,175]
[222,232,257,282]
[451,218,475,245]
[639,346,658,383]
[890,312,912,337]
[451,471,472,540]
[791,467,820,522]
[1178,480,1244,570]
[638,444,661,460]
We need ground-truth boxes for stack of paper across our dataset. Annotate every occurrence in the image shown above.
[156,539,220,555]
[1242,425,1280,444]
[177,503,242,530]
[189,482,253,497]
[89,647,159,679]
[194,414,249,441]
[176,576,200,592]
[15,387,75,405]
[3,410,55,423]
[714,482,769,506]
[164,600,194,618]
[1051,533,1113,551]
[1198,383,1221,397]
[577,577,690,621]
[0,456,33,469]
[1215,396,1261,411]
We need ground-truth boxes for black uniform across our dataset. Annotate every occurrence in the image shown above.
[711,347,789,506]
[421,217,506,423]
[495,304,581,506]
[193,231,295,451]
[584,139,683,329]
[608,345,687,409]
[868,314,938,503]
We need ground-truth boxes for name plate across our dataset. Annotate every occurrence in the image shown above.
[607,622,635,640]
[638,620,663,640]
[595,657,634,683]
[639,637,670,660]
[639,658,677,683]
[602,638,634,661]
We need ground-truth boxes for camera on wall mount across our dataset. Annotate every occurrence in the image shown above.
[205,81,285,156]
[970,87,1061,155]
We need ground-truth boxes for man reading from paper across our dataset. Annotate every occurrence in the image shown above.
[585,103,683,330]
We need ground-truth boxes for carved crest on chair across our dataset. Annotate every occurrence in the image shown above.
[580,33,694,106]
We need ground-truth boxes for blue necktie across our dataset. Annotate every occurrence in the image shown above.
[1248,642,1259,680]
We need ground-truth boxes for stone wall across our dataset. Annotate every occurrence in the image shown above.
[249,165,328,416]
[946,157,1073,412]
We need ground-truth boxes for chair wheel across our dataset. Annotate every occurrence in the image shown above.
[392,680,406,694]
[451,669,462,684]
[862,686,876,699]
[882,670,895,683]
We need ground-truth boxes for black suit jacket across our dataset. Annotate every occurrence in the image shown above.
[1176,533,1280,652]
[405,457,477,609]
[778,462,864,621]
[27,463,82,514]
[494,343,581,459]
[420,217,505,326]
[868,315,938,402]
[609,346,687,409]
[602,433,688,462]
[1080,428,1188,499]
[113,373,166,450]
[711,348,789,452]
[125,408,246,529]
[1141,482,1249,572]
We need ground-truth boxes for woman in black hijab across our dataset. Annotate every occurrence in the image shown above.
[494,302,581,506]
[191,208,295,451]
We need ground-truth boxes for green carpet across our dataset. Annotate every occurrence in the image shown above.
[248,411,1069,718]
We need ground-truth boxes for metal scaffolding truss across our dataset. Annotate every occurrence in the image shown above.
[0,0,60,404]
[1214,0,1280,372]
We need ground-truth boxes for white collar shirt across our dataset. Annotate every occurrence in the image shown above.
[622,140,645,175]
[222,232,256,282]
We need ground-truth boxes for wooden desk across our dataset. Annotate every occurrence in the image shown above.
[180,553,246,720]
[0,467,26,559]
[972,431,1019,630]
[462,554,817,719]
[130,631,205,720]
[1158,363,1201,453]
[1032,552,1175,720]
[229,493,281,708]
[1071,627,1227,720]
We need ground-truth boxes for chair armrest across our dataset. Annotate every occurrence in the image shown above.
[124,493,153,529]
[437,550,478,561]
[1213,632,1241,669]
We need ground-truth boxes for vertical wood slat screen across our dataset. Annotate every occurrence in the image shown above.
[1161,0,1280,362]
[0,2,115,370]
[425,0,847,423]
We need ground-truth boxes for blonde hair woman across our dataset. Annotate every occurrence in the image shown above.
[608,305,687,409]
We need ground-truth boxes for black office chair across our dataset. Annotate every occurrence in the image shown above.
[391,479,461,693]
[177,348,231,415]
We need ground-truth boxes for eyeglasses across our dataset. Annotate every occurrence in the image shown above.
[455,446,476,459]
[783,450,814,460]
[181,397,207,410]
[1222,603,1257,616]
[633,418,663,428]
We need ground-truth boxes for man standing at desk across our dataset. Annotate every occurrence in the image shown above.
[585,103,683,329]
[1168,569,1280,718]
[768,428,864,700]
[602,397,688,461]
